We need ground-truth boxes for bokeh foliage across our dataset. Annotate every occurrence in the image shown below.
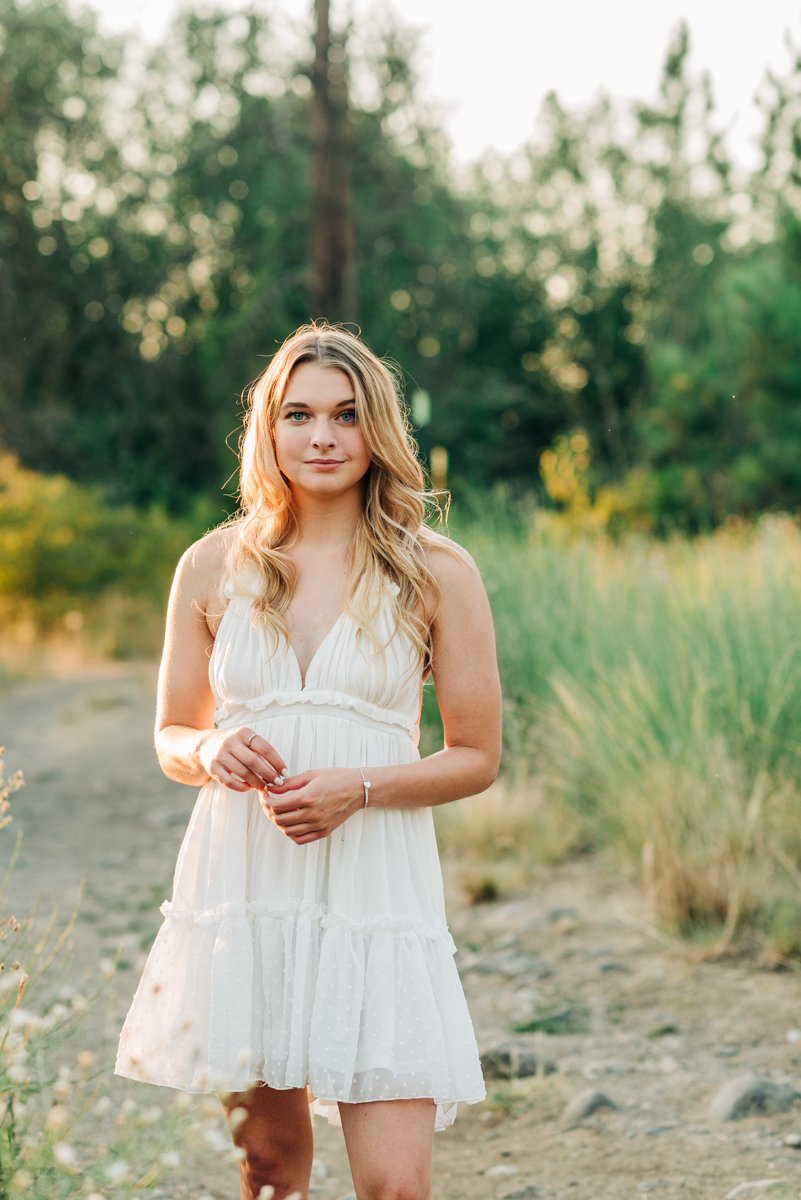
[2,0,800,527]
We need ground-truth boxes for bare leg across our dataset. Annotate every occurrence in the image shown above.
[338,1098,436,1200]
[221,1084,313,1200]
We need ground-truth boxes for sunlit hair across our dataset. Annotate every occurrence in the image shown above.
[228,321,439,668]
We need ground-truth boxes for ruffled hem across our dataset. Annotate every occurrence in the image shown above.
[309,1094,461,1132]
[159,897,457,951]
[115,901,485,1131]
[112,1070,472,1133]
[216,688,417,737]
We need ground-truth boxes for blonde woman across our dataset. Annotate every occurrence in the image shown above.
[116,323,502,1200]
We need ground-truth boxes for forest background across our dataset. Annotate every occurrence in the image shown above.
[4,0,801,523]
[3,0,801,954]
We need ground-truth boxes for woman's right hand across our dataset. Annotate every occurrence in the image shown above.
[196,728,288,793]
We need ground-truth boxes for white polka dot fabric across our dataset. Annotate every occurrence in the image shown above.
[115,577,485,1131]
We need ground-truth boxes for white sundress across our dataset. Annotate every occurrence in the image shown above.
[115,572,486,1131]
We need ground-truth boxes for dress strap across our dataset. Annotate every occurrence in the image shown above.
[221,560,263,601]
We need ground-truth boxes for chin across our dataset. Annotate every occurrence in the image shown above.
[290,474,363,496]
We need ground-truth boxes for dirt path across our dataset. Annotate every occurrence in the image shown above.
[3,664,801,1200]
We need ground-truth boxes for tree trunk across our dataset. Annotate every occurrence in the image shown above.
[309,0,357,323]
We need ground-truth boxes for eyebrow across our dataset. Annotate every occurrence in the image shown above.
[279,397,356,410]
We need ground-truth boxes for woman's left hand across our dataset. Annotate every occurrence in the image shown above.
[262,768,364,844]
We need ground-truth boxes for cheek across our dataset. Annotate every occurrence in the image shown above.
[272,424,302,462]
[349,427,370,462]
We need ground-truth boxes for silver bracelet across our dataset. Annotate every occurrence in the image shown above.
[358,766,372,809]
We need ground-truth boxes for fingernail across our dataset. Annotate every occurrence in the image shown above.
[273,775,284,785]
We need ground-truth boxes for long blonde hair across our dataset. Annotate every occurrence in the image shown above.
[228,321,438,668]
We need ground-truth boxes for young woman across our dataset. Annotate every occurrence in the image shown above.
[116,323,502,1200]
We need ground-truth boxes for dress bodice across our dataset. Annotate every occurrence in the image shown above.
[209,579,423,743]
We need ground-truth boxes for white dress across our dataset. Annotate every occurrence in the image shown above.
[115,572,485,1130]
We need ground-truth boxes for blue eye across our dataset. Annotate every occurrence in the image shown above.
[339,409,357,423]
[286,411,307,422]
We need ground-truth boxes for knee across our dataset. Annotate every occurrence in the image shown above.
[360,1176,431,1200]
[240,1148,300,1198]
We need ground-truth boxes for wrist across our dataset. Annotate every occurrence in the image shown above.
[193,728,217,776]
[357,766,372,810]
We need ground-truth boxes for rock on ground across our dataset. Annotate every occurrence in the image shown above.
[724,1181,788,1199]
[480,1043,555,1080]
[708,1075,799,1122]
[560,1088,618,1126]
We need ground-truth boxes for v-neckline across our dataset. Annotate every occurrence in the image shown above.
[284,610,348,690]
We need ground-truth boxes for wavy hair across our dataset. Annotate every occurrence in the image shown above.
[227,322,439,669]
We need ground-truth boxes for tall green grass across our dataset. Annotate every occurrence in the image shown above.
[448,501,801,959]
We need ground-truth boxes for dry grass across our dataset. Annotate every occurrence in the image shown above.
[435,775,589,904]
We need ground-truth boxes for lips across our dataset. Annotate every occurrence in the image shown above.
[305,459,345,465]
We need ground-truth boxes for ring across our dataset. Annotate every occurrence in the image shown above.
[246,732,257,749]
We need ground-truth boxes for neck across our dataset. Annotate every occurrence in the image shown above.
[289,484,364,550]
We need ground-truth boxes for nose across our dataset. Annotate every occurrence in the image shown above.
[310,417,336,449]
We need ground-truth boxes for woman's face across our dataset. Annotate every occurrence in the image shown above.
[272,361,371,497]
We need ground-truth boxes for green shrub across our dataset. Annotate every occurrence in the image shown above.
[0,453,218,654]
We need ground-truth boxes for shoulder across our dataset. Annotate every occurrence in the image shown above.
[419,529,497,666]
[173,523,240,609]
[420,527,483,590]
[418,528,491,628]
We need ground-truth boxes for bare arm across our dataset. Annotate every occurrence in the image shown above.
[154,530,287,789]
[267,536,502,840]
[362,537,502,804]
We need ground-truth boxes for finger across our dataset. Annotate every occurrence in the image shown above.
[238,756,277,789]
[259,798,317,832]
[267,791,306,814]
[290,830,325,844]
[264,796,304,822]
[214,751,269,791]
[238,752,284,787]
[252,758,288,784]
[265,774,307,795]
[285,823,321,841]
[260,805,317,838]
[245,734,288,778]
[225,759,270,791]
[273,808,312,829]
[258,797,294,818]
[212,765,254,793]
[264,782,291,796]
[217,747,272,790]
